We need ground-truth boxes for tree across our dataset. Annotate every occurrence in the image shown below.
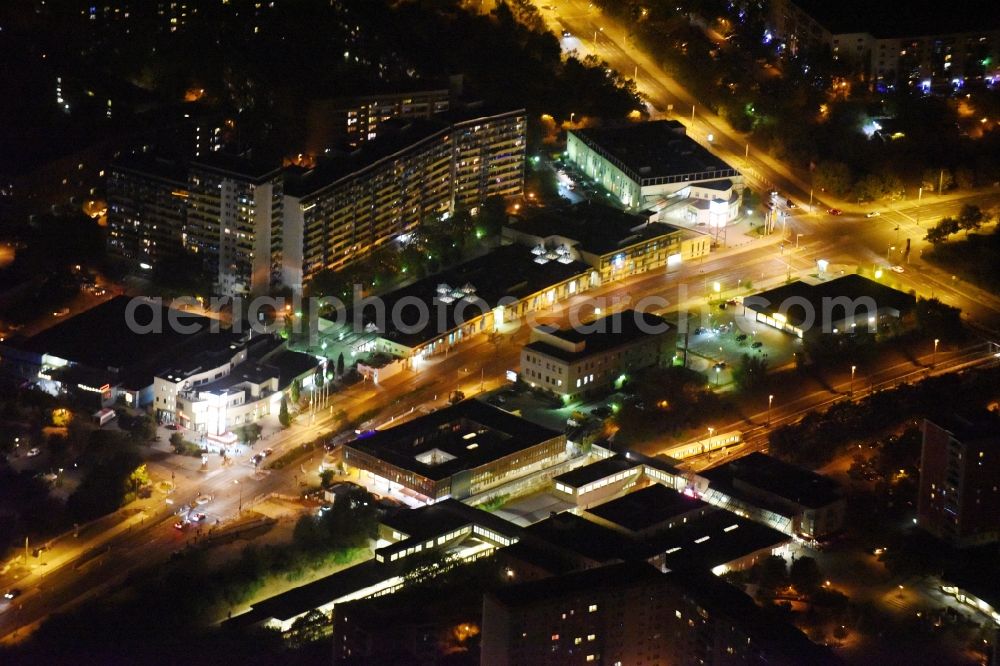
[790,556,822,594]
[336,352,345,377]
[813,161,852,197]
[756,555,789,591]
[319,469,335,488]
[279,394,291,428]
[290,378,301,405]
[127,464,151,495]
[286,609,330,649]
[734,353,769,391]
[958,204,984,235]
[169,432,185,451]
[922,168,953,193]
[955,166,976,191]
[924,217,959,244]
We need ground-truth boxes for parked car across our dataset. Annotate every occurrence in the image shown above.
[786,199,796,208]
[890,265,904,273]
[590,406,613,419]
[262,447,274,457]
[190,512,206,522]
[751,341,764,349]
[173,521,187,530]
[26,447,40,457]
[251,453,264,466]
[866,211,881,218]
[4,588,21,600]
[827,208,843,216]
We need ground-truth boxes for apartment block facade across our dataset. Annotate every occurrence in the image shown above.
[918,416,1000,546]
[281,108,526,291]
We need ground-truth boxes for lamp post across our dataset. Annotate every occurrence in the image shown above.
[933,338,939,367]
[767,394,774,426]
[715,365,721,386]
[850,365,857,396]
[707,426,715,452]
[234,479,242,515]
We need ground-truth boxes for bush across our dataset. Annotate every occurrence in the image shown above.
[169,432,202,457]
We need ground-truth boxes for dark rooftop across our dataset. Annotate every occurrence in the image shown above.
[571,121,737,182]
[793,0,1000,38]
[553,455,640,489]
[926,411,1000,443]
[356,243,590,349]
[380,499,521,542]
[507,203,683,256]
[344,400,562,481]
[526,309,671,363]
[190,152,282,183]
[20,296,213,372]
[111,153,188,184]
[701,452,842,509]
[525,512,631,562]
[286,107,524,198]
[488,560,663,608]
[585,484,708,533]
[743,274,916,328]
[634,508,790,571]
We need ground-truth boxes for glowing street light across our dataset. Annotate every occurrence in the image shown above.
[767,394,774,426]
[850,365,857,396]
[933,338,940,367]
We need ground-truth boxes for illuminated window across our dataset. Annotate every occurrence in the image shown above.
[588,604,597,612]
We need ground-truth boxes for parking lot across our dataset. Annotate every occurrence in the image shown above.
[677,305,800,387]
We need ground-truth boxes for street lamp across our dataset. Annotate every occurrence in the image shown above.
[768,394,774,426]
[234,479,243,514]
[707,426,715,451]
[933,338,940,367]
[850,365,857,396]
[715,365,721,386]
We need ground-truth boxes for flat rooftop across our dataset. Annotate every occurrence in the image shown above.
[190,152,282,183]
[344,400,562,481]
[355,243,590,350]
[571,121,737,183]
[701,452,842,509]
[286,106,523,198]
[507,203,683,256]
[488,560,663,608]
[926,412,1000,444]
[20,296,213,371]
[527,309,670,363]
[111,153,188,184]
[793,0,1000,37]
[743,274,915,328]
[635,508,790,571]
[380,499,521,542]
[552,455,640,489]
[585,484,708,532]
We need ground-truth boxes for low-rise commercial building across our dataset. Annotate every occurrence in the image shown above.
[342,400,568,503]
[742,274,916,339]
[919,413,1000,547]
[2,296,217,409]
[503,203,710,284]
[346,243,591,360]
[520,310,673,400]
[697,452,846,540]
[154,333,317,437]
[566,121,743,223]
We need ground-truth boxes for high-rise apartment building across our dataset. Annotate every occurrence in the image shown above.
[108,107,525,295]
[281,107,525,291]
[481,561,837,666]
[106,154,189,268]
[186,155,283,296]
[918,414,1000,546]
